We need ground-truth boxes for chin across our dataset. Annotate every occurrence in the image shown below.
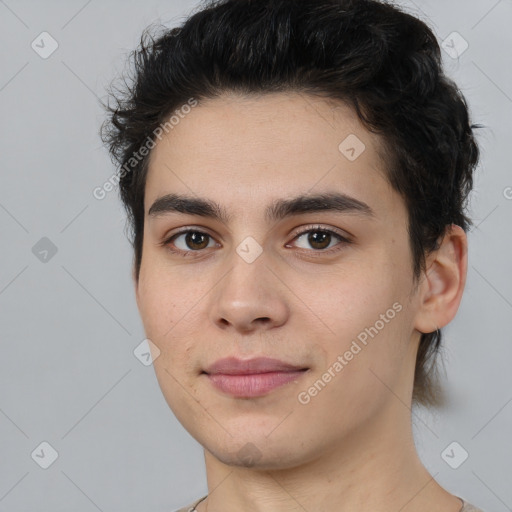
[208,445,300,470]
[202,431,315,471]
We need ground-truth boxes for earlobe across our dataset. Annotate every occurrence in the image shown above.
[413,224,468,334]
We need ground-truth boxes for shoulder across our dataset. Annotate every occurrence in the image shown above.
[172,495,208,512]
[173,506,193,512]
[460,498,487,512]
[173,496,488,512]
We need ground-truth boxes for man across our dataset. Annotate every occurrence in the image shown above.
[101,0,484,510]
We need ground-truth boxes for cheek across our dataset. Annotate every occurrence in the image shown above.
[296,295,409,431]
[136,266,214,381]
[293,264,398,336]
[297,265,408,380]
[136,264,189,347]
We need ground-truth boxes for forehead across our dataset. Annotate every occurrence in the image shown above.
[144,92,398,221]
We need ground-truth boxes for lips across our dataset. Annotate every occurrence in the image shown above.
[203,356,307,375]
[202,357,309,397]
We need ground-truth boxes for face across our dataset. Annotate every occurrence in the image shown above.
[135,92,424,469]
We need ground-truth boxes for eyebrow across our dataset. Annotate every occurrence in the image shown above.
[147,192,375,224]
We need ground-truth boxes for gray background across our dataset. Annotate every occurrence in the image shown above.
[0,0,510,511]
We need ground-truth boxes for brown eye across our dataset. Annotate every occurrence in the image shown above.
[182,231,210,250]
[164,230,217,255]
[306,230,332,250]
[291,227,350,252]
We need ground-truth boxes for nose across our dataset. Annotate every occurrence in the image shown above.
[208,251,289,334]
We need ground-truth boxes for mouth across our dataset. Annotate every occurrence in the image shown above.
[202,356,309,398]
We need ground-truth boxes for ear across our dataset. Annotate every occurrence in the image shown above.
[413,224,468,334]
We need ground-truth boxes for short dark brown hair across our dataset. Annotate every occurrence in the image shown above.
[101,0,481,408]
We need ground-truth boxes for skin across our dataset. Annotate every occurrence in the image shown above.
[134,92,468,512]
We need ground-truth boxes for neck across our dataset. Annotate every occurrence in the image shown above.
[196,399,462,512]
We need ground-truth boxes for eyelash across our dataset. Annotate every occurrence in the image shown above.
[160,224,352,258]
